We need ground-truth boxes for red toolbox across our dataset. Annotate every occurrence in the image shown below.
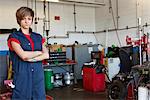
[83,67,105,92]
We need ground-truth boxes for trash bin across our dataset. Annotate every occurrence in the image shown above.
[44,69,54,90]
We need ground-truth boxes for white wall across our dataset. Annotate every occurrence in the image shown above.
[0,0,27,50]
[0,0,27,29]
[3,0,150,48]
[0,0,98,50]
[95,0,150,47]
[47,3,96,44]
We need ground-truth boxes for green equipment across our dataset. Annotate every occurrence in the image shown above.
[44,68,54,90]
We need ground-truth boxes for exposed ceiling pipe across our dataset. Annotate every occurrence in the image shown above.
[69,23,150,34]
[67,31,95,34]
[48,35,69,38]
[37,0,105,7]
[116,0,119,29]
[73,4,77,32]
[43,0,50,31]
[108,0,121,46]
[48,31,95,38]
[48,1,50,30]
[96,23,150,33]
[27,0,29,6]
[59,0,105,6]
[43,0,51,44]
[31,0,34,9]
[34,0,38,32]
[48,23,150,38]
[43,0,46,35]
[42,0,59,2]
[136,0,138,28]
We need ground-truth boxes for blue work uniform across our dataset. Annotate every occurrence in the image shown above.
[7,29,46,100]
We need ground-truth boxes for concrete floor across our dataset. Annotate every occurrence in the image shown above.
[0,80,108,100]
[46,80,107,100]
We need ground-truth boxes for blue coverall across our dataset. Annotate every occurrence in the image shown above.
[8,29,46,100]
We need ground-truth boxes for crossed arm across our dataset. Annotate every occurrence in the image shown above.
[11,41,49,62]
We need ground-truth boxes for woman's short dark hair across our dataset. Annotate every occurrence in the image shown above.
[16,7,34,25]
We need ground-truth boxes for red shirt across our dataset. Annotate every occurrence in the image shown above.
[8,33,45,51]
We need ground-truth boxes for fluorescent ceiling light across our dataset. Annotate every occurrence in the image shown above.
[41,0,59,2]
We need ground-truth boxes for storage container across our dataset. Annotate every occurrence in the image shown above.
[82,67,105,92]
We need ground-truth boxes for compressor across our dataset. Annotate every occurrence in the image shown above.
[64,72,74,86]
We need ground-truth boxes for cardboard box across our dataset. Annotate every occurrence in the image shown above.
[49,44,66,52]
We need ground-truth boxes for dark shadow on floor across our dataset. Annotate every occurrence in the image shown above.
[46,80,107,100]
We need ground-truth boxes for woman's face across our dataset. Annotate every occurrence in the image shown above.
[20,15,33,29]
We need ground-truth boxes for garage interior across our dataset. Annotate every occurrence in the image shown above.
[0,0,150,100]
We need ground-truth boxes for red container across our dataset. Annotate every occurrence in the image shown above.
[83,67,105,92]
[126,83,134,100]
[46,95,53,100]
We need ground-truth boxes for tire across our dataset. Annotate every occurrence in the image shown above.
[108,80,127,100]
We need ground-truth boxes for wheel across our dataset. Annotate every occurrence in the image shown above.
[108,80,127,100]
